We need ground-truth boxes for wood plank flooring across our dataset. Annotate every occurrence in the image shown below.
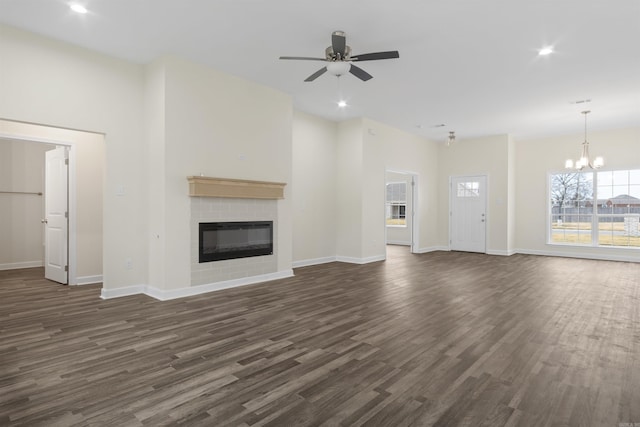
[1,246,639,426]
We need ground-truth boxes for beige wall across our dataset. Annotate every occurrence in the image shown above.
[0,120,104,279]
[147,56,293,291]
[336,119,365,260]
[438,134,512,254]
[515,127,640,261]
[0,25,145,289]
[293,115,440,264]
[362,118,439,259]
[292,111,337,264]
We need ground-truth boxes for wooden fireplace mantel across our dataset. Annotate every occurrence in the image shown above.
[187,176,286,199]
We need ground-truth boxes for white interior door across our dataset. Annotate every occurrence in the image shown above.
[44,146,68,284]
[450,175,487,253]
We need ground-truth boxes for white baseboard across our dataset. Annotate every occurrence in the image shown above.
[100,270,295,301]
[147,269,294,301]
[416,246,449,254]
[0,261,43,271]
[486,249,516,256]
[336,254,386,264]
[75,275,103,285]
[292,256,337,268]
[515,248,640,263]
[100,284,147,300]
[386,240,411,246]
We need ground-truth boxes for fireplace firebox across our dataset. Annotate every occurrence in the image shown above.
[199,221,273,263]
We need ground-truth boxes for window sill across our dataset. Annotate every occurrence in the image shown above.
[547,242,640,250]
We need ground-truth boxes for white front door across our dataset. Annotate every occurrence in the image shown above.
[44,146,68,284]
[450,175,487,253]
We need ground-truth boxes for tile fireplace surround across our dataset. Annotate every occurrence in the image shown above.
[190,197,278,286]
[188,177,286,287]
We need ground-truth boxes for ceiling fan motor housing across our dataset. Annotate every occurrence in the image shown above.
[326,45,352,61]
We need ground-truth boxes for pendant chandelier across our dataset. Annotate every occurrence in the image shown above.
[565,110,604,170]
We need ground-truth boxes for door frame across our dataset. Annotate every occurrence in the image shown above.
[385,169,420,254]
[0,132,78,285]
[448,174,488,253]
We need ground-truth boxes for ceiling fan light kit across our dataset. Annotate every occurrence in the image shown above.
[280,30,399,82]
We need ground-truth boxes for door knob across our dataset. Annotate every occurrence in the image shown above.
[41,219,48,224]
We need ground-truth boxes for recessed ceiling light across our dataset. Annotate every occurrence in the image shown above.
[69,3,88,14]
[538,46,554,56]
[337,100,347,108]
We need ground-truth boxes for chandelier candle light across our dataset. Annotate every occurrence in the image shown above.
[565,110,604,170]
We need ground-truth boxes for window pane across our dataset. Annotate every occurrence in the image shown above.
[467,182,479,197]
[457,181,479,197]
[613,170,630,185]
[549,172,594,245]
[551,215,592,244]
[598,216,640,247]
[386,182,406,203]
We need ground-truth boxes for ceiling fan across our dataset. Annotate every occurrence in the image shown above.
[279,31,400,82]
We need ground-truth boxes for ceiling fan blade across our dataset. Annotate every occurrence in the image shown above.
[349,64,373,81]
[280,56,327,61]
[332,32,347,58]
[351,51,400,61]
[304,67,328,82]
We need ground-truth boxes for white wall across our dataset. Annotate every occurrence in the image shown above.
[336,119,365,260]
[438,134,512,255]
[0,25,145,290]
[292,111,337,265]
[507,135,517,253]
[293,116,440,264]
[0,139,50,269]
[148,56,293,291]
[515,127,640,261]
[361,118,440,258]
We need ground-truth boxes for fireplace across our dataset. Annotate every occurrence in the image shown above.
[199,221,273,263]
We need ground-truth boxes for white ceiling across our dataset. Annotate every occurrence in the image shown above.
[1,0,639,142]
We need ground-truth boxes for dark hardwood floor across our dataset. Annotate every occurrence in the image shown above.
[1,246,639,426]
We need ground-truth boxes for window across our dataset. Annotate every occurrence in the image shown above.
[457,181,480,198]
[596,170,640,247]
[386,182,407,226]
[549,169,640,247]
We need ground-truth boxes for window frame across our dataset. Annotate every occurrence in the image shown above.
[548,168,640,249]
[386,181,408,228]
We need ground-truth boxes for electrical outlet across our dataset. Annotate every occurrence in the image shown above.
[125,257,132,269]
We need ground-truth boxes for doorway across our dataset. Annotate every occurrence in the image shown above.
[385,170,419,256]
[0,120,104,286]
[0,137,71,283]
[449,175,487,253]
